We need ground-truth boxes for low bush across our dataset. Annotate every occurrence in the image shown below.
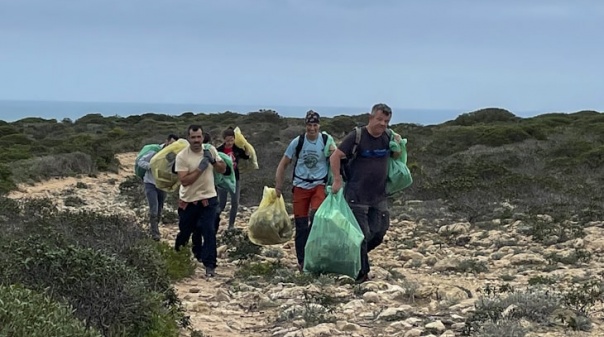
[0,197,196,337]
[0,238,160,336]
[10,152,96,183]
[0,284,102,337]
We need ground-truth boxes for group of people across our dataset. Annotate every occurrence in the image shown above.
[137,103,399,282]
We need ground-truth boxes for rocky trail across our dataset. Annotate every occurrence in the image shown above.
[8,152,604,337]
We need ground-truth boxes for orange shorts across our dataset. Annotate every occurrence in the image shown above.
[292,185,326,218]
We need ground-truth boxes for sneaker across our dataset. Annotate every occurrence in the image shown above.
[205,267,216,278]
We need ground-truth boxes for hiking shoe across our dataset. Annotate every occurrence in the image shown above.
[205,267,216,278]
[355,273,369,284]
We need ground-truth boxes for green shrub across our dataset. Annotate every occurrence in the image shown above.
[10,152,96,183]
[0,284,102,337]
[0,164,15,194]
[0,125,19,137]
[218,227,262,261]
[155,241,196,281]
[0,238,160,336]
[0,198,193,337]
[450,108,519,126]
[0,144,33,162]
[0,133,32,145]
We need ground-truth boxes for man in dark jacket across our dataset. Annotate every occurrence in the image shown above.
[216,127,250,230]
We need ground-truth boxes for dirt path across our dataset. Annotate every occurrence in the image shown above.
[7,152,604,337]
[7,152,274,337]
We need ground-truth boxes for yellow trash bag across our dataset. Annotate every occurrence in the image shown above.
[247,186,293,246]
[233,126,259,170]
[150,138,189,192]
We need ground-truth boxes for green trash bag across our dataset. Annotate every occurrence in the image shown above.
[211,147,236,194]
[134,144,162,179]
[303,187,364,278]
[386,131,413,195]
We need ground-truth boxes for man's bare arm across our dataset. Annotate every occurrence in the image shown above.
[177,170,202,187]
[329,148,346,179]
[275,155,292,190]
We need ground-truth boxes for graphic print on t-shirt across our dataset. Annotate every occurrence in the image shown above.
[223,147,236,169]
[302,149,320,169]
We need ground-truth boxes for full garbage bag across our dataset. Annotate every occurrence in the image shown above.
[134,144,162,179]
[213,148,236,194]
[303,187,364,278]
[150,139,189,192]
[233,126,259,170]
[247,186,293,245]
[386,130,413,195]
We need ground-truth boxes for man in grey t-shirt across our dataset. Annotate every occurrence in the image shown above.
[330,103,402,283]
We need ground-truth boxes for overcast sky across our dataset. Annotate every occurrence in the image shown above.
[1,0,602,114]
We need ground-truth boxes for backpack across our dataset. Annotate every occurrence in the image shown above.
[340,126,397,181]
[342,126,413,194]
[134,144,162,179]
[340,126,365,182]
[293,132,330,184]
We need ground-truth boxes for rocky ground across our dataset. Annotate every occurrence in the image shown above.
[7,152,604,337]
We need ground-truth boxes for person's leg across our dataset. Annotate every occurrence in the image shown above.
[174,202,199,254]
[348,203,371,282]
[198,197,219,276]
[367,199,390,252]
[144,183,161,240]
[217,186,228,214]
[308,185,327,225]
[292,186,313,270]
[156,187,167,224]
[227,180,241,230]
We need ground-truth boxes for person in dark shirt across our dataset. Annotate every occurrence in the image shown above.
[329,103,402,283]
[216,127,250,230]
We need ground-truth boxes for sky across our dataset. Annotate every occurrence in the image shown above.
[0,0,603,116]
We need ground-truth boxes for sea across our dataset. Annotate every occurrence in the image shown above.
[0,99,540,126]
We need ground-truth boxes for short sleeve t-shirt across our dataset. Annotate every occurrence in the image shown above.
[338,127,390,205]
[222,147,236,170]
[174,145,223,202]
[284,135,329,189]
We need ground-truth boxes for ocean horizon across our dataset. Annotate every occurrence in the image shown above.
[0,99,576,126]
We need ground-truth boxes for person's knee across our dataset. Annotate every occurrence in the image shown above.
[292,195,310,218]
[308,208,317,220]
[294,216,309,229]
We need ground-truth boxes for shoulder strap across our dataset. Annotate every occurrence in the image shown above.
[294,134,305,160]
[292,134,305,182]
[351,126,362,158]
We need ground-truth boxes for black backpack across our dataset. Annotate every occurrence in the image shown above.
[339,126,364,182]
[292,132,330,184]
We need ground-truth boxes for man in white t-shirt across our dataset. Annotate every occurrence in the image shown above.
[174,124,226,277]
